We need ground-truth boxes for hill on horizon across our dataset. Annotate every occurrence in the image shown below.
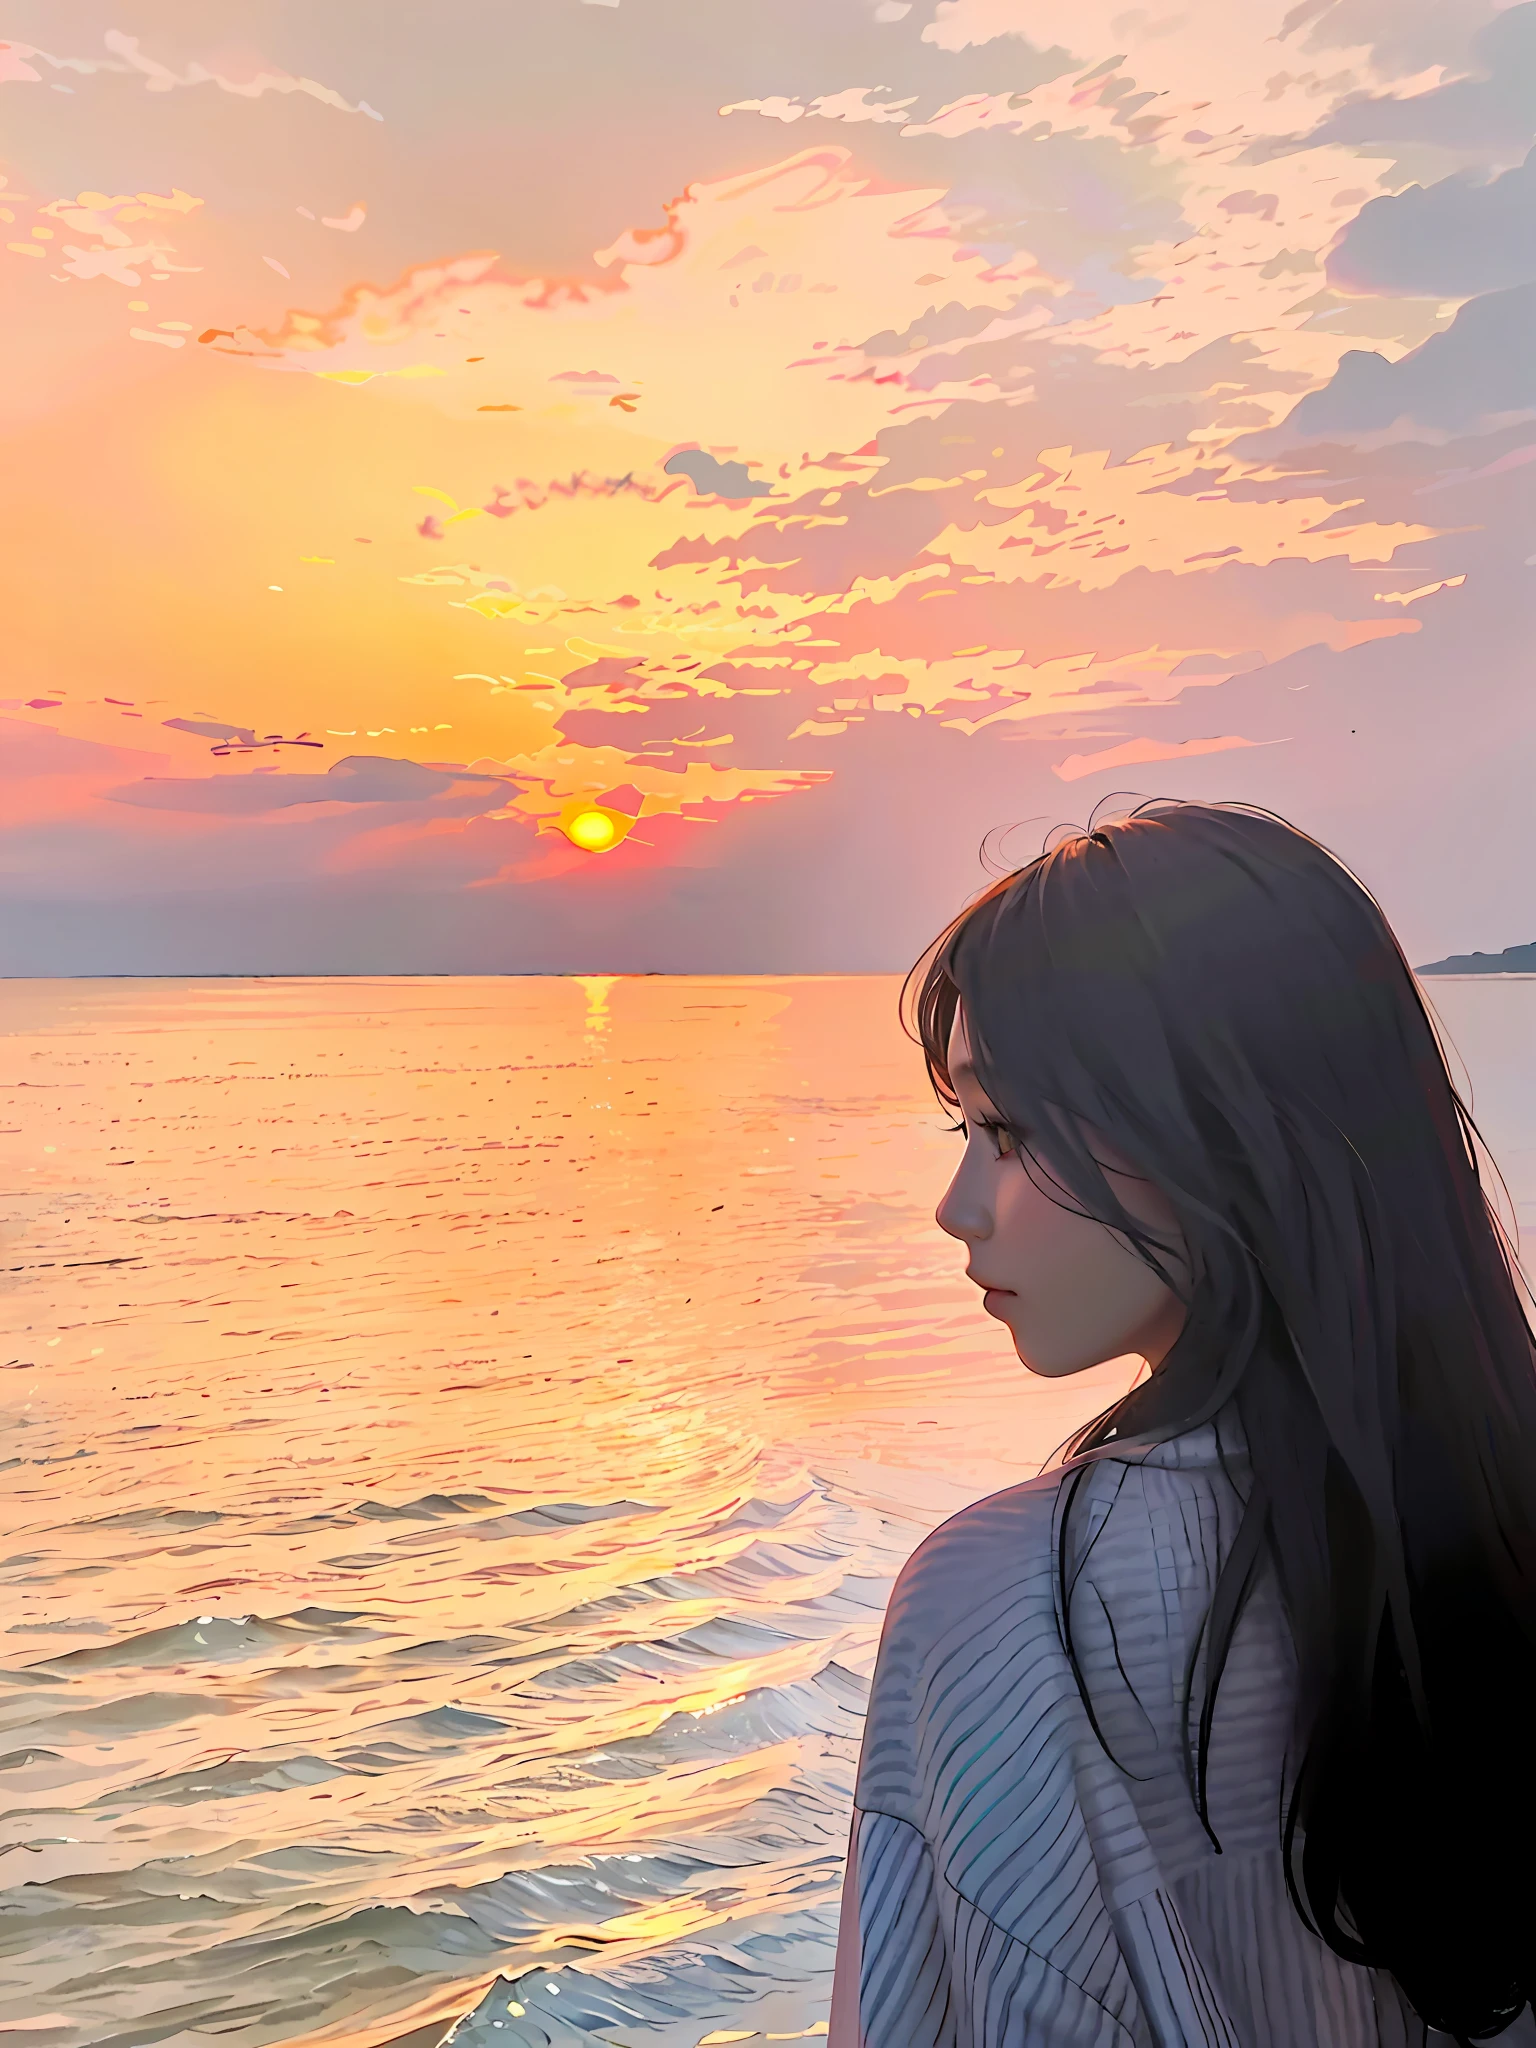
[1417,940,1536,975]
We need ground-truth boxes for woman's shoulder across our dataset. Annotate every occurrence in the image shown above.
[878,1468,1069,1669]
[869,1446,1175,1699]
[856,1469,1081,1819]
[910,1463,1064,1563]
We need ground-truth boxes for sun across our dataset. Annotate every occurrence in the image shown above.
[565,807,622,851]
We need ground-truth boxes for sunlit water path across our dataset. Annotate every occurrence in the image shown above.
[3,974,1532,2048]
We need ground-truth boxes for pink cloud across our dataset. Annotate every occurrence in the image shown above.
[1053,734,1271,782]
[0,41,42,82]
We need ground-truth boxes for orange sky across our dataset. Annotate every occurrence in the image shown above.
[4,0,1534,970]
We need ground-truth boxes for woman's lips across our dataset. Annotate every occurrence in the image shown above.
[982,1288,1015,1315]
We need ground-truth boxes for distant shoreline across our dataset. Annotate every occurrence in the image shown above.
[1,969,1535,981]
[0,956,1532,981]
[1416,942,1536,975]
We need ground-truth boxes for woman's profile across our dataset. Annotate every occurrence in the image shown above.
[828,799,1536,2048]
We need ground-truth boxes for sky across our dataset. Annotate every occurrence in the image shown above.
[2,0,1533,974]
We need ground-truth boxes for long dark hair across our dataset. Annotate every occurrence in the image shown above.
[902,797,1536,2042]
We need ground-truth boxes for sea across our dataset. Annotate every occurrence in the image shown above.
[3,973,1533,2048]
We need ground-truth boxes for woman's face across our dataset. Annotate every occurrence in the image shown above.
[936,1003,1189,1378]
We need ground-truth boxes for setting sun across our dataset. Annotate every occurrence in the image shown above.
[566,808,622,851]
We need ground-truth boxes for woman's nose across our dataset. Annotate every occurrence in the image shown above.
[935,1166,989,1245]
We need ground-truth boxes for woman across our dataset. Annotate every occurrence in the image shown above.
[829,800,1536,2048]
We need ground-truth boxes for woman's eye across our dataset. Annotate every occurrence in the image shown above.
[947,1115,1019,1158]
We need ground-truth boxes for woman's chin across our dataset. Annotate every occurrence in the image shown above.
[985,1303,1109,1379]
[1019,1353,1077,1379]
[1012,1337,1116,1379]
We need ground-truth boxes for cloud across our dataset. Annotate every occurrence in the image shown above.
[1328,148,1536,297]
[161,717,325,756]
[663,450,774,500]
[5,185,206,292]
[0,717,173,833]
[4,29,383,117]
[1267,0,1509,77]
[163,718,265,743]
[0,717,166,783]
[240,150,1042,472]
[1052,732,1270,780]
[1301,1,1536,157]
[104,754,515,816]
[1260,282,1536,441]
[914,0,1485,142]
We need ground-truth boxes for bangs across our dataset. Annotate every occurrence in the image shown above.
[901,867,1039,1114]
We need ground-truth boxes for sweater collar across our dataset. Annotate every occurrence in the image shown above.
[1066,1403,1249,1474]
